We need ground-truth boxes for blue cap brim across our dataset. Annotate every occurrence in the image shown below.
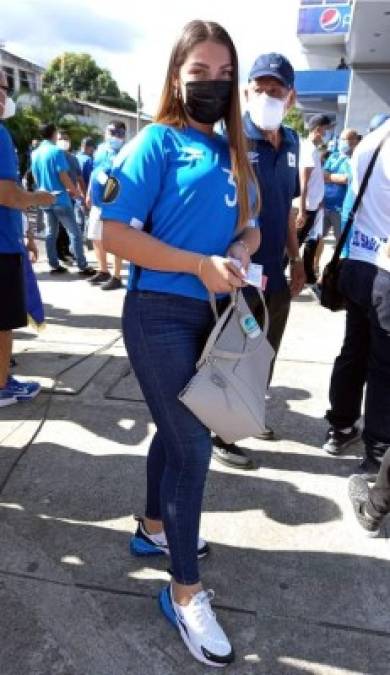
[248,69,292,89]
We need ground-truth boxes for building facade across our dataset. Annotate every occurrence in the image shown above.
[296,0,390,133]
[70,99,152,139]
[0,47,44,94]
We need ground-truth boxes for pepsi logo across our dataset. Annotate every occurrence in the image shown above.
[320,8,341,32]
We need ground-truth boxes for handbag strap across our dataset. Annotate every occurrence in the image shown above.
[197,289,269,367]
[330,129,390,267]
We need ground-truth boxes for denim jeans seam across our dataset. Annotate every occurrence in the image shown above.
[134,298,198,585]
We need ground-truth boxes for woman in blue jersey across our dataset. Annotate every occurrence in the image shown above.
[102,20,260,667]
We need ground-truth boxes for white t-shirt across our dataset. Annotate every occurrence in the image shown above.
[348,119,390,272]
[300,138,324,211]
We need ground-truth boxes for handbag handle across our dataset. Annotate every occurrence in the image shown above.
[330,129,390,269]
[197,289,269,368]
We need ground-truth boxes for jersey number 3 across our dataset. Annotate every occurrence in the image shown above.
[222,169,237,208]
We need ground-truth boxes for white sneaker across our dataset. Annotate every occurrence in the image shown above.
[130,519,209,559]
[159,584,234,668]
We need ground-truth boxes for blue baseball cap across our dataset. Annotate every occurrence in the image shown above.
[248,53,294,89]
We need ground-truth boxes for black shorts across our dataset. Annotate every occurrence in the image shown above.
[0,252,27,331]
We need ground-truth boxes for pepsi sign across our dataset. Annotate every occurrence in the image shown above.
[298,4,351,35]
[320,8,343,31]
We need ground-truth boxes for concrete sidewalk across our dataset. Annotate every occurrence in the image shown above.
[0,252,389,675]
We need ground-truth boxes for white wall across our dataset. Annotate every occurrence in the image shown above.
[346,68,390,132]
[76,108,150,139]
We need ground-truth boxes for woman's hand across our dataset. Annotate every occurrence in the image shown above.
[226,240,251,271]
[198,255,245,293]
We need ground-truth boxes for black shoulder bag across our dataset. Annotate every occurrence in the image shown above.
[320,130,390,311]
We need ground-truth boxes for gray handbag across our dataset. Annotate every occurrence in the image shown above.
[179,289,275,444]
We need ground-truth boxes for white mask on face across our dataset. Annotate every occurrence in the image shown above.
[1,96,16,120]
[57,139,70,151]
[248,92,286,131]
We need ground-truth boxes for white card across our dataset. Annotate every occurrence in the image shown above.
[229,258,263,287]
[245,263,263,287]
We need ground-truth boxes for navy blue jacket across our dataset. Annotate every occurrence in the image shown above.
[244,112,300,294]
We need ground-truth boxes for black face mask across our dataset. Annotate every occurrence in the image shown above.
[183,80,232,125]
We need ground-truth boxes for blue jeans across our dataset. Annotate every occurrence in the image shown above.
[122,291,215,585]
[326,260,390,462]
[73,199,85,232]
[44,205,87,270]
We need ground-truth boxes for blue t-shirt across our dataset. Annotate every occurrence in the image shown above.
[76,151,93,187]
[243,113,300,294]
[89,147,120,208]
[94,142,116,169]
[31,140,71,207]
[102,123,242,301]
[324,152,351,213]
[0,124,24,253]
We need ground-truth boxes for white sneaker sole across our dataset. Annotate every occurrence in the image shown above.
[177,620,231,668]
[0,397,17,407]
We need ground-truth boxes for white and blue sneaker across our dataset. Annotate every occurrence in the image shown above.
[6,376,41,401]
[159,584,234,668]
[0,387,17,407]
[130,519,209,559]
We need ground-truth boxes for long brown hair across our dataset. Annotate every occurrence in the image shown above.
[155,20,260,231]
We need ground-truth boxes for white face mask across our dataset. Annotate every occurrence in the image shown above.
[57,139,70,151]
[247,92,286,131]
[1,96,16,120]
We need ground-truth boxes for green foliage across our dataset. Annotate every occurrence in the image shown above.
[5,52,135,173]
[5,92,101,175]
[43,52,136,111]
[283,106,306,137]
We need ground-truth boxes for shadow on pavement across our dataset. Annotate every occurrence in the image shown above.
[0,491,389,675]
[42,302,121,331]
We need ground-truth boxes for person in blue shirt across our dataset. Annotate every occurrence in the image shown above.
[56,130,88,262]
[323,128,360,239]
[312,128,360,277]
[87,121,126,290]
[76,136,95,187]
[213,53,305,469]
[31,123,95,276]
[0,69,54,407]
[102,20,260,668]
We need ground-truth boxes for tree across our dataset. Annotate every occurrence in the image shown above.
[43,53,136,112]
[284,106,306,137]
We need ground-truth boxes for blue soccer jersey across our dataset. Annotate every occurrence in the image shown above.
[0,124,24,253]
[31,141,71,208]
[102,123,243,300]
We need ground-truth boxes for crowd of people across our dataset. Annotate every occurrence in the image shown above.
[0,19,389,669]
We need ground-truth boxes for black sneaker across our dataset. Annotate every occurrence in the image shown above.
[89,271,111,285]
[101,276,123,290]
[255,426,275,441]
[322,426,360,455]
[60,254,75,266]
[50,265,68,274]
[213,437,254,470]
[78,266,96,277]
[356,456,381,478]
[348,475,382,537]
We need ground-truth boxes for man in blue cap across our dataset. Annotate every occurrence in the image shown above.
[213,53,305,469]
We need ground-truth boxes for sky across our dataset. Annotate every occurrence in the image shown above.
[0,0,306,114]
